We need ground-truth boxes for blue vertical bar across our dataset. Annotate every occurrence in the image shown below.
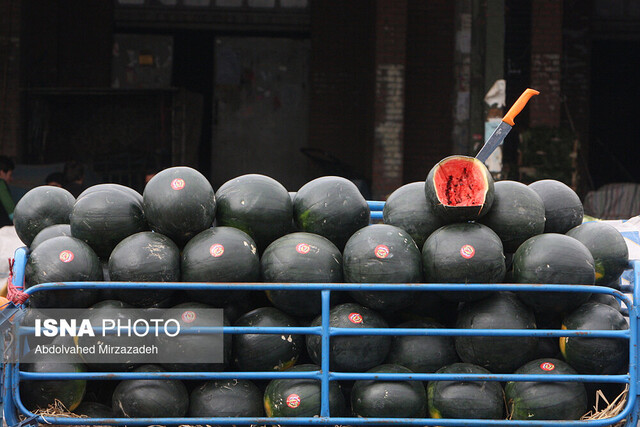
[320,289,331,417]
[12,247,27,289]
[630,260,640,425]
[3,364,18,426]
[2,247,28,427]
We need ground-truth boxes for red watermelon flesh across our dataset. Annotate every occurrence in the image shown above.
[434,157,489,207]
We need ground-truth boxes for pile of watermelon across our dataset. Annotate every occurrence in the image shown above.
[11,156,631,422]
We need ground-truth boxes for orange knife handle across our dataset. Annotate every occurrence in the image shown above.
[502,88,540,126]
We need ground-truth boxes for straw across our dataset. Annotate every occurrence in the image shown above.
[581,384,629,426]
[20,399,90,427]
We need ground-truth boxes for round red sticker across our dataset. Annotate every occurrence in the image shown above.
[210,244,224,257]
[460,244,475,259]
[170,178,186,190]
[540,362,555,371]
[59,250,74,263]
[286,393,301,408]
[348,313,363,324]
[374,244,390,259]
[182,310,197,323]
[296,243,311,254]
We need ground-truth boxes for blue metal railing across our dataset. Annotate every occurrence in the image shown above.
[1,201,638,426]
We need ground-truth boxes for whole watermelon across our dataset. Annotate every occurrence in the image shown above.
[383,181,446,248]
[24,235,103,308]
[143,166,216,247]
[261,232,343,317]
[13,186,75,247]
[343,223,423,311]
[215,174,293,253]
[455,291,539,373]
[513,233,595,313]
[182,226,260,306]
[293,176,370,250]
[70,186,148,259]
[422,222,506,302]
[108,231,180,307]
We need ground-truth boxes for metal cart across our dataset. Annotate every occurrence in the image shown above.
[1,201,639,426]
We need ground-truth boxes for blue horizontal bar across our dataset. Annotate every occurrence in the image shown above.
[330,327,630,338]
[15,325,627,338]
[15,413,631,426]
[328,372,629,384]
[23,281,632,299]
[19,370,322,381]
[17,325,321,336]
[367,200,385,210]
[19,370,629,384]
[370,211,383,220]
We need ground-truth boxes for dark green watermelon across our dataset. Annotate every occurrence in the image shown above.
[394,290,459,327]
[263,364,347,418]
[566,221,629,287]
[424,155,494,222]
[189,379,264,419]
[78,183,143,206]
[427,362,504,420]
[182,226,260,306]
[160,301,232,373]
[108,231,179,307]
[261,232,342,317]
[343,224,423,312]
[422,222,506,302]
[215,174,293,253]
[13,185,75,247]
[351,364,427,418]
[70,187,148,259]
[588,293,622,312]
[382,181,446,248]
[293,176,370,250]
[512,233,595,313]
[529,179,584,233]
[76,299,139,372]
[455,292,539,373]
[385,319,459,373]
[560,302,629,375]
[143,166,216,247]
[30,224,72,250]
[306,302,391,372]
[232,307,304,372]
[506,358,587,420]
[112,364,189,418]
[478,180,546,253]
[24,235,103,308]
[20,352,86,412]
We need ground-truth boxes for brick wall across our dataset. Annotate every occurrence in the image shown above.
[403,0,456,183]
[530,0,563,127]
[0,0,20,158]
[371,0,407,200]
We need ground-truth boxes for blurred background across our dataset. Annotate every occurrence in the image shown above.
[0,0,638,211]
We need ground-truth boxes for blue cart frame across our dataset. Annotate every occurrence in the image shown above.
[2,201,639,426]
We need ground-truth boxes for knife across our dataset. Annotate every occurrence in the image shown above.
[476,88,540,163]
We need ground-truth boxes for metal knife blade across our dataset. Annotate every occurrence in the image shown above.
[476,88,540,163]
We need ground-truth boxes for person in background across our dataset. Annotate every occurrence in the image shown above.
[0,155,16,226]
[45,171,64,187]
[63,160,87,197]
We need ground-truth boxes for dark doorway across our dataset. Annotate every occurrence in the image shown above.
[589,40,640,190]
[173,31,215,180]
